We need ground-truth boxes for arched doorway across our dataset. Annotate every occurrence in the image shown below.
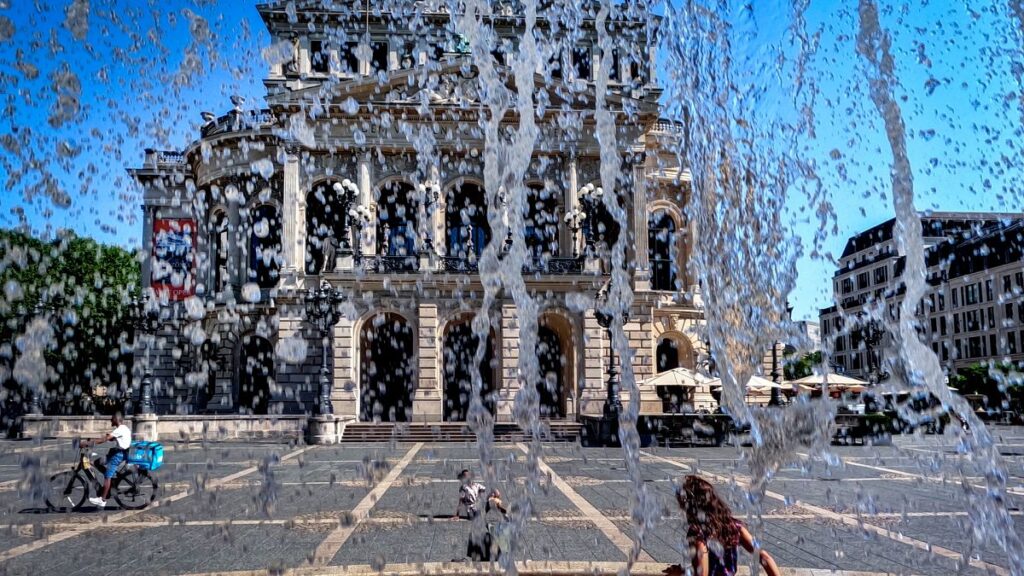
[442,322,497,421]
[360,313,415,422]
[445,182,490,262]
[537,325,566,418]
[239,335,273,415]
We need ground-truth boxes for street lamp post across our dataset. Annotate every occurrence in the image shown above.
[417,182,440,254]
[132,292,161,415]
[563,208,586,259]
[594,281,625,420]
[304,280,343,416]
[348,204,372,258]
[577,183,604,253]
[863,320,886,386]
[333,180,360,254]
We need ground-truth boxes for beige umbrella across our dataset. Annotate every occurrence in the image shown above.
[644,367,717,388]
[791,373,869,396]
[709,375,786,392]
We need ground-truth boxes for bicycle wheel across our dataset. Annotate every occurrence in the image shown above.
[113,468,157,510]
[45,471,88,512]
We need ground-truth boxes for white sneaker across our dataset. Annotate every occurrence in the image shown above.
[88,497,107,508]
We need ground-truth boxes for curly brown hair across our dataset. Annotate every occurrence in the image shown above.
[676,475,739,544]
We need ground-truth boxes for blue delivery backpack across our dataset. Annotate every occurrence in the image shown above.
[127,441,164,471]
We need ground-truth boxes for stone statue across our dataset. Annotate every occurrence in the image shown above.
[321,233,337,274]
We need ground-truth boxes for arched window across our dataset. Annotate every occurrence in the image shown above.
[210,209,229,293]
[249,204,281,289]
[648,211,678,291]
[588,194,621,250]
[376,181,418,270]
[306,181,346,274]
[526,184,560,263]
[445,182,490,260]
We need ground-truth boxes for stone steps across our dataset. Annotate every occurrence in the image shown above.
[340,422,582,443]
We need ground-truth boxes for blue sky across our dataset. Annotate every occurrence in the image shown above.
[0,1,1020,321]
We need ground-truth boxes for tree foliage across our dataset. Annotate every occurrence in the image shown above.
[0,228,140,423]
[784,350,823,380]
[950,361,1024,412]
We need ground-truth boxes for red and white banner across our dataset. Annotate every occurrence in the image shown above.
[151,218,196,300]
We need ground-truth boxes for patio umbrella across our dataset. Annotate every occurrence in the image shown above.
[643,367,717,388]
[790,373,869,395]
[709,375,786,392]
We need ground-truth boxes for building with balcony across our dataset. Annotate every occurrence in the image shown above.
[819,213,1024,382]
[129,1,715,423]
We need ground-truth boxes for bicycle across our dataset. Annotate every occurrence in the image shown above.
[45,444,159,511]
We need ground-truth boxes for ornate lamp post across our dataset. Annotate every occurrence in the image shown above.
[577,183,604,252]
[594,282,626,419]
[131,292,161,415]
[563,208,586,259]
[417,182,440,254]
[304,280,343,415]
[863,320,887,386]
[348,204,372,257]
[333,179,360,253]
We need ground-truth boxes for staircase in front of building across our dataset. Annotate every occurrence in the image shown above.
[340,421,582,443]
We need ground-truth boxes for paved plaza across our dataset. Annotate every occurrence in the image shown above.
[1,428,1023,575]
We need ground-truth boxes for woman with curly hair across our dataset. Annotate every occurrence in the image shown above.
[672,475,781,576]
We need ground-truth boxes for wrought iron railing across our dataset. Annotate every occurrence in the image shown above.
[522,257,583,275]
[440,256,479,273]
[201,109,276,138]
[355,255,419,273]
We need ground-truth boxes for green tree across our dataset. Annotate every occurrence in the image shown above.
[950,362,1024,413]
[1,228,140,425]
[784,350,823,381]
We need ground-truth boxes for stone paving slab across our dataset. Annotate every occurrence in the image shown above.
[153,484,369,521]
[862,514,1024,568]
[0,524,323,576]
[332,519,626,566]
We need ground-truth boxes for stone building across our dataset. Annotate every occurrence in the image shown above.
[130,1,716,423]
[819,213,1024,382]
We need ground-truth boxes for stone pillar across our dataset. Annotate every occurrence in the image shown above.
[282,150,301,277]
[633,165,651,291]
[430,165,444,257]
[580,309,606,416]
[414,303,442,422]
[688,210,699,295]
[141,205,155,290]
[358,158,375,255]
[498,303,520,421]
[333,317,358,418]
[626,307,659,413]
[566,156,579,258]
[228,199,242,293]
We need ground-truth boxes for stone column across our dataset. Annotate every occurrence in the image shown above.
[429,165,443,257]
[414,303,442,422]
[333,317,358,418]
[580,309,606,416]
[566,156,579,258]
[633,165,651,291]
[688,205,699,295]
[140,205,155,290]
[498,303,520,422]
[358,157,375,255]
[282,150,301,277]
[228,199,241,293]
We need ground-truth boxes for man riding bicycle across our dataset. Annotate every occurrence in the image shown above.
[82,412,131,508]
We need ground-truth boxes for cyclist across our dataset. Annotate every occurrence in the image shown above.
[83,412,132,508]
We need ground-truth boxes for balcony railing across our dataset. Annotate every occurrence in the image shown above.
[522,257,583,275]
[354,255,419,273]
[441,256,479,273]
[201,109,276,138]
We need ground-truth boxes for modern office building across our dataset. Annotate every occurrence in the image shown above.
[819,213,1024,381]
